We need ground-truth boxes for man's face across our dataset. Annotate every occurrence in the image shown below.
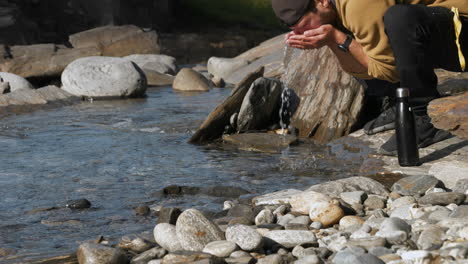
[290,1,335,34]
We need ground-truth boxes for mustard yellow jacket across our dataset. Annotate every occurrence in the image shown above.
[335,0,468,82]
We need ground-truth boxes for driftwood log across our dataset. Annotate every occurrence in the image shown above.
[283,47,366,142]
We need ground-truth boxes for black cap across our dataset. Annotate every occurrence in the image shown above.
[271,0,311,27]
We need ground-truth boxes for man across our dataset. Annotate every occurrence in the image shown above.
[271,0,467,153]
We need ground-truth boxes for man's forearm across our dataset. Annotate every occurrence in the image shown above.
[327,29,369,74]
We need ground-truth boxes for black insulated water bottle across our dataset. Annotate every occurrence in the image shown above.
[395,88,420,166]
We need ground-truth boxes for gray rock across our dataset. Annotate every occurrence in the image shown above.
[306,177,389,198]
[207,57,249,80]
[202,240,238,258]
[173,68,211,92]
[255,209,275,225]
[400,250,432,261]
[368,246,393,257]
[257,254,283,264]
[66,199,91,209]
[77,243,128,264]
[0,72,34,91]
[211,76,225,88]
[429,161,468,190]
[0,82,10,94]
[285,223,310,230]
[278,214,297,226]
[143,70,175,87]
[452,178,468,194]
[225,224,263,251]
[375,218,411,245]
[161,251,222,264]
[340,191,367,205]
[309,222,323,230]
[319,233,348,252]
[118,236,155,253]
[175,209,224,251]
[227,204,255,222]
[157,207,181,225]
[273,205,288,216]
[253,189,302,206]
[428,207,451,222]
[389,205,417,220]
[391,175,442,196]
[289,216,312,226]
[333,251,384,264]
[388,196,416,210]
[225,256,254,264]
[418,192,466,205]
[62,56,146,98]
[417,227,444,250]
[124,54,177,75]
[347,237,387,251]
[130,247,166,264]
[363,196,386,210]
[153,223,183,252]
[236,77,282,132]
[294,255,323,264]
[449,205,468,218]
[265,230,317,248]
[229,250,250,258]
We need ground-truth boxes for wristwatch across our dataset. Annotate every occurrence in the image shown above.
[338,34,353,52]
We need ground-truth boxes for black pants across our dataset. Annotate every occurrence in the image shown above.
[383,4,468,106]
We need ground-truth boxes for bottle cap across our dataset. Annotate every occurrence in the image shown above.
[396,88,410,98]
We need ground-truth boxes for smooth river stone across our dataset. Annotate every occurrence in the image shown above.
[418,192,466,205]
[255,209,275,225]
[153,223,183,252]
[202,240,238,258]
[264,230,317,248]
[375,218,411,245]
[175,209,224,251]
[290,191,332,215]
[339,216,365,230]
[309,202,344,227]
[173,68,210,92]
[225,224,263,251]
[391,175,441,196]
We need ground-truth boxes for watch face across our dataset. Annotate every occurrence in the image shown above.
[338,44,348,52]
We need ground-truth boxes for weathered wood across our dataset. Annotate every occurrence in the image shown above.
[189,67,264,144]
[428,91,468,140]
[282,47,366,142]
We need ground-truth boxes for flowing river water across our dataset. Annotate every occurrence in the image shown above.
[0,86,371,262]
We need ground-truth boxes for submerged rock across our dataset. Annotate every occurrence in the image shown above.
[66,199,91,209]
[62,56,147,98]
[77,243,128,264]
[222,133,298,153]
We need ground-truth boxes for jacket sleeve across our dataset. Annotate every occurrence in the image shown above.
[340,0,400,83]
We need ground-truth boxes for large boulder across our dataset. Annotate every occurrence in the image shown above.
[0,72,34,91]
[0,85,78,107]
[428,91,468,140]
[207,57,249,80]
[61,56,147,98]
[282,47,366,142]
[123,54,177,75]
[69,25,160,57]
[0,44,101,78]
